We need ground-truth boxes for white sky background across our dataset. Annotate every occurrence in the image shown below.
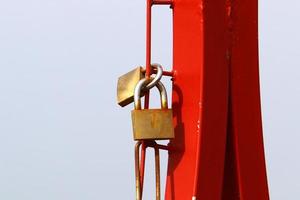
[0,0,299,199]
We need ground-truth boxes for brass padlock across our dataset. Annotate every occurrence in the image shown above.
[131,78,174,140]
[117,67,144,107]
[117,64,163,107]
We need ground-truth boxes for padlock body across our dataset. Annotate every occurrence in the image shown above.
[117,67,145,107]
[131,109,174,140]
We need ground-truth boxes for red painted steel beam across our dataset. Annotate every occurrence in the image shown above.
[166,0,229,199]
[222,0,270,199]
[165,0,269,199]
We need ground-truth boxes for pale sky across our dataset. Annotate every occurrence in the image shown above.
[0,0,299,199]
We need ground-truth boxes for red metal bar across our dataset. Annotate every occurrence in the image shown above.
[142,68,174,77]
[161,70,174,77]
[139,143,147,196]
[145,0,152,78]
[154,146,161,200]
[135,142,142,200]
[140,0,153,194]
[151,69,174,77]
[144,0,152,108]
[152,0,173,5]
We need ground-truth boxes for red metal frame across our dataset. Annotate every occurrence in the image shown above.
[137,0,269,199]
[139,0,175,194]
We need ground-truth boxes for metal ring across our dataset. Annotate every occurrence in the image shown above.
[145,63,163,90]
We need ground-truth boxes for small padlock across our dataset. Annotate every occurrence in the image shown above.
[131,78,174,140]
[117,64,163,107]
[117,67,144,107]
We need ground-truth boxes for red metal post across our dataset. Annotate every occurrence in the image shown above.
[144,0,152,108]
[166,0,229,199]
[165,0,269,199]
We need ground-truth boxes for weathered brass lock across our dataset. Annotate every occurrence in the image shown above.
[117,67,144,107]
[117,64,163,107]
[131,78,174,140]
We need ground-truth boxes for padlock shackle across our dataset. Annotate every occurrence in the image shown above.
[134,78,168,110]
[144,64,163,90]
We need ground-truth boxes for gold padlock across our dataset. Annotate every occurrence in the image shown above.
[117,67,144,107]
[131,78,174,140]
[117,64,163,107]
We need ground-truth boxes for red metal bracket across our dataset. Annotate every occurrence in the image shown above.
[144,0,174,108]
[139,0,174,197]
